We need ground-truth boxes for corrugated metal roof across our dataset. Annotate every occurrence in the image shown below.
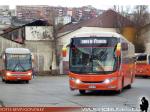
[5,48,31,54]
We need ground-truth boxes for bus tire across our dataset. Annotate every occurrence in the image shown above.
[2,77,5,82]
[126,84,131,89]
[79,90,86,95]
[5,80,9,84]
[25,80,29,84]
[143,76,148,78]
[117,88,122,94]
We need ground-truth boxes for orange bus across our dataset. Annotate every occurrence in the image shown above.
[1,48,32,83]
[135,53,150,77]
[68,32,135,94]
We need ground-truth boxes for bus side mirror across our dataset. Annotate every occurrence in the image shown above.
[62,47,67,57]
[115,43,121,56]
[31,54,34,61]
[2,55,5,61]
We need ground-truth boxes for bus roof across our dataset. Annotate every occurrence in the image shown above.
[72,32,132,44]
[5,48,31,54]
[73,32,123,39]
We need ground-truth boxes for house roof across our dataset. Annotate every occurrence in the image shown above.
[1,19,52,36]
[58,9,135,34]
[0,19,52,44]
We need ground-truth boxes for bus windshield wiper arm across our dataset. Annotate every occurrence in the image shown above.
[12,63,19,71]
[18,58,25,71]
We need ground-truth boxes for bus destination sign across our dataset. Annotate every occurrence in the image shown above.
[81,39,107,44]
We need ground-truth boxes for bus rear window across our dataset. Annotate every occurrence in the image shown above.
[137,55,147,61]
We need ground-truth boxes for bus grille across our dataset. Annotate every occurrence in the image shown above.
[82,81,104,83]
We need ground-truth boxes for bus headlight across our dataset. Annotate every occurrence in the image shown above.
[103,78,117,84]
[75,79,81,84]
[27,72,32,76]
[69,77,81,84]
[6,72,11,76]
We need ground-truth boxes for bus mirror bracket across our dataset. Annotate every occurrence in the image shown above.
[115,43,121,57]
[62,47,67,57]
[3,55,5,60]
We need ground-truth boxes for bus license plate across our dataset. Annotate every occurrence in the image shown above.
[17,77,21,80]
[89,85,96,89]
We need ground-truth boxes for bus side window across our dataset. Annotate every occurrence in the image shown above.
[148,55,150,64]
[121,43,128,51]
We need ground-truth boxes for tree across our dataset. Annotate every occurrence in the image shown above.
[132,5,149,28]
[132,5,149,53]
[47,8,64,75]
[113,5,149,53]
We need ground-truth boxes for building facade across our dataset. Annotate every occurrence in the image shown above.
[16,5,53,21]
[0,6,11,30]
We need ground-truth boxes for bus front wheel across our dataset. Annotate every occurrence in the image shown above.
[79,90,86,95]
[5,80,9,83]
[126,84,131,89]
[2,77,5,82]
[25,80,29,84]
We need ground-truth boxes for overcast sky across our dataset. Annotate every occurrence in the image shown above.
[0,0,150,9]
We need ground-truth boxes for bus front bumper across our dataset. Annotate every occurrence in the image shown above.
[5,76,32,81]
[69,78,119,91]
[5,74,32,81]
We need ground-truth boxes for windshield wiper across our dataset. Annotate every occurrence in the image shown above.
[12,60,25,72]
[12,63,20,71]
[18,58,26,71]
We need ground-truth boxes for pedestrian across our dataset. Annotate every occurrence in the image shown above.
[32,66,37,78]
[140,97,149,112]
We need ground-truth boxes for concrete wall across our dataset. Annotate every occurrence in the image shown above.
[25,26,53,40]
[25,26,56,73]
[24,40,55,72]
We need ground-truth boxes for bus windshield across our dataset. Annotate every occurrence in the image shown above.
[69,37,118,74]
[6,54,32,71]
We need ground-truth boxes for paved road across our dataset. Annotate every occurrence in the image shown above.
[0,76,150,111]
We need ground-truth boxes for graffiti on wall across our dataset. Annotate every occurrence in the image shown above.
[25,26,53,40]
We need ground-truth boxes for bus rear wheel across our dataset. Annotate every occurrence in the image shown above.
[79,90,86,95]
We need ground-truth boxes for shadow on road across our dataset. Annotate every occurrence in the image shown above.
[2,81,30,84]
[75,87,131,96]
[135,76,150,79]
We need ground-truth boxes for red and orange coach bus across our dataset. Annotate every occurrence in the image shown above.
[1,48,32,83]
[68,32,135,94]
[135,53,150,77]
